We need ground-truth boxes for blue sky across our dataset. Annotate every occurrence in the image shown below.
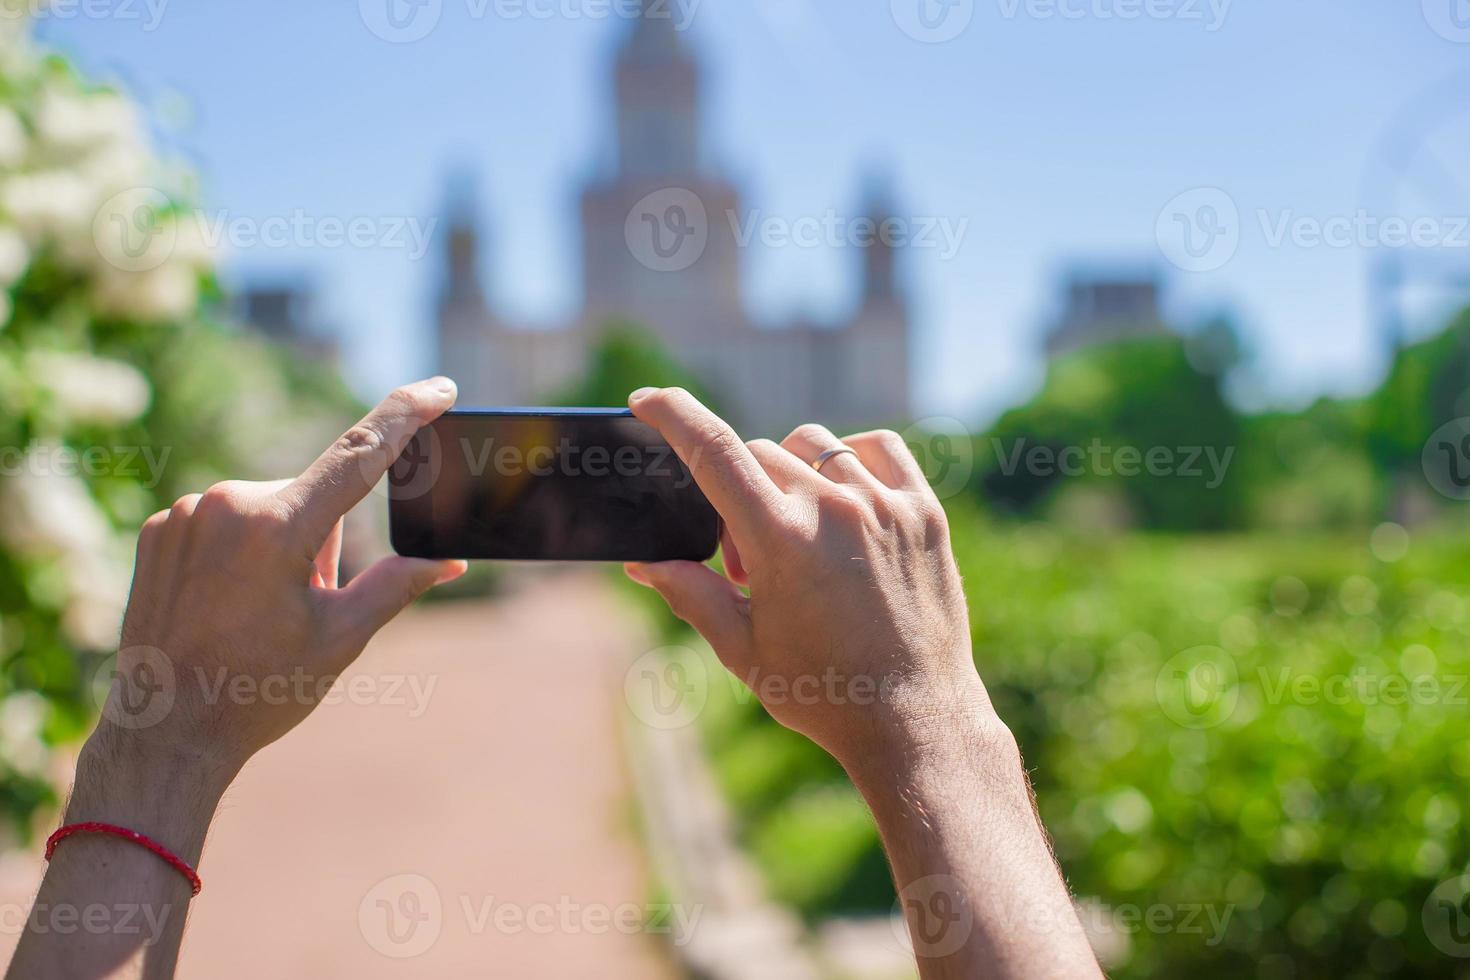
[37,0,1470,423]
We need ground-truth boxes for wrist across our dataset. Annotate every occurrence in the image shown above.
[67,726,240,865]
[838,682,1028,802]
[837,669,1014,767]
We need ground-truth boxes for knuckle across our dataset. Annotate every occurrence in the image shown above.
[873,429,908,454]
[791,422,831,445]
[385,385,425,417]
[198,481,242,510]
[169,493,200,519]
[335,424,386,456]
[644,386,686,413]
[820,488,871,528]
[195,483,253,528]
[697,420,740,459]
[914,497,950,542]
[196,481,291,535]
[746,438,778,454]
[135,510,169,555]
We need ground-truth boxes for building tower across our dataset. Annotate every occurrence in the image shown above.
[580,7,743,353]
[846,176,911,425]
[436,174,495,402]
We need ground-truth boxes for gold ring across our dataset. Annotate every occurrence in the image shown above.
[812,447,858,473]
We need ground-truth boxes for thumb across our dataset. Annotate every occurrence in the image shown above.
[625,561,753,675]
[329,556,467,651]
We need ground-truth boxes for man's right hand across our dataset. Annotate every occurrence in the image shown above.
[624,385,995,768]
[624,386,1103,980]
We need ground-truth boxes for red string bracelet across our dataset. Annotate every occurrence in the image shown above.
[45,822,202,896]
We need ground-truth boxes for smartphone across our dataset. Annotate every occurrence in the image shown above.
[388,408,720,562]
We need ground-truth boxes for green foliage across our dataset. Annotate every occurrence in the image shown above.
[1366,310,1470,469]
[554,320,715,409]
[695,505,1470,977]
[977,311,1470,533]
[1229,398,1383,530]
[979,336,1246,530]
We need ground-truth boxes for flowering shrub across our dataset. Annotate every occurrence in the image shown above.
[0,17,356,835]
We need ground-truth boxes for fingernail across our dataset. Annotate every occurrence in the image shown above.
[623,562,651,586]
[629,387,658,404]
[428,376,457,396]
[436,560,468,584]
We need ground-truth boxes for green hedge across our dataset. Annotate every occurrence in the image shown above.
[692,504,1470,977]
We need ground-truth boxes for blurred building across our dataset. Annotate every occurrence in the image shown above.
[1045,272,1170,357]
[237,281,339,364]
[436,6,911,435]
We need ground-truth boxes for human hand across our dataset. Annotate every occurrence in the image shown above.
[93,378,467,774]
[624,387,997,769]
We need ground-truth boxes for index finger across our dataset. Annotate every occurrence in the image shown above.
[281,377,458,548]
[628,387,784,541]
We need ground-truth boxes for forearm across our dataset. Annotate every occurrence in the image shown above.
[7,729,237,980]
[844,705,1102,980]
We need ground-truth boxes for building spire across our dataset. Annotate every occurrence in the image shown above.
[441,168,486,313]
[624,0,686,56]
[858,169,902,307]
[614,4,699,178]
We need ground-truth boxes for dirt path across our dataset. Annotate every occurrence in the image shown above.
[0,573,677,979]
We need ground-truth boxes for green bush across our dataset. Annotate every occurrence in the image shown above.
[694,503,1470,977]
[979,336,1246,530]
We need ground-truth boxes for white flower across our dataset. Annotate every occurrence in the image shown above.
[0,450,113,559]
[74,141,152,197]
[84,186,177,273]
[92,262,199,322]
[28,350,152,425]
[0,106,26,170]
[0,226,29,287]
[0,18,39,75]
[170,210,215,268]
[0,170,96,244]
[34,90,139,158]
[0,449,132,651]
[60,548,129,650]
[0,692,49,777]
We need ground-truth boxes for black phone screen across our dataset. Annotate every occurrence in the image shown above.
[388,410,720,562]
